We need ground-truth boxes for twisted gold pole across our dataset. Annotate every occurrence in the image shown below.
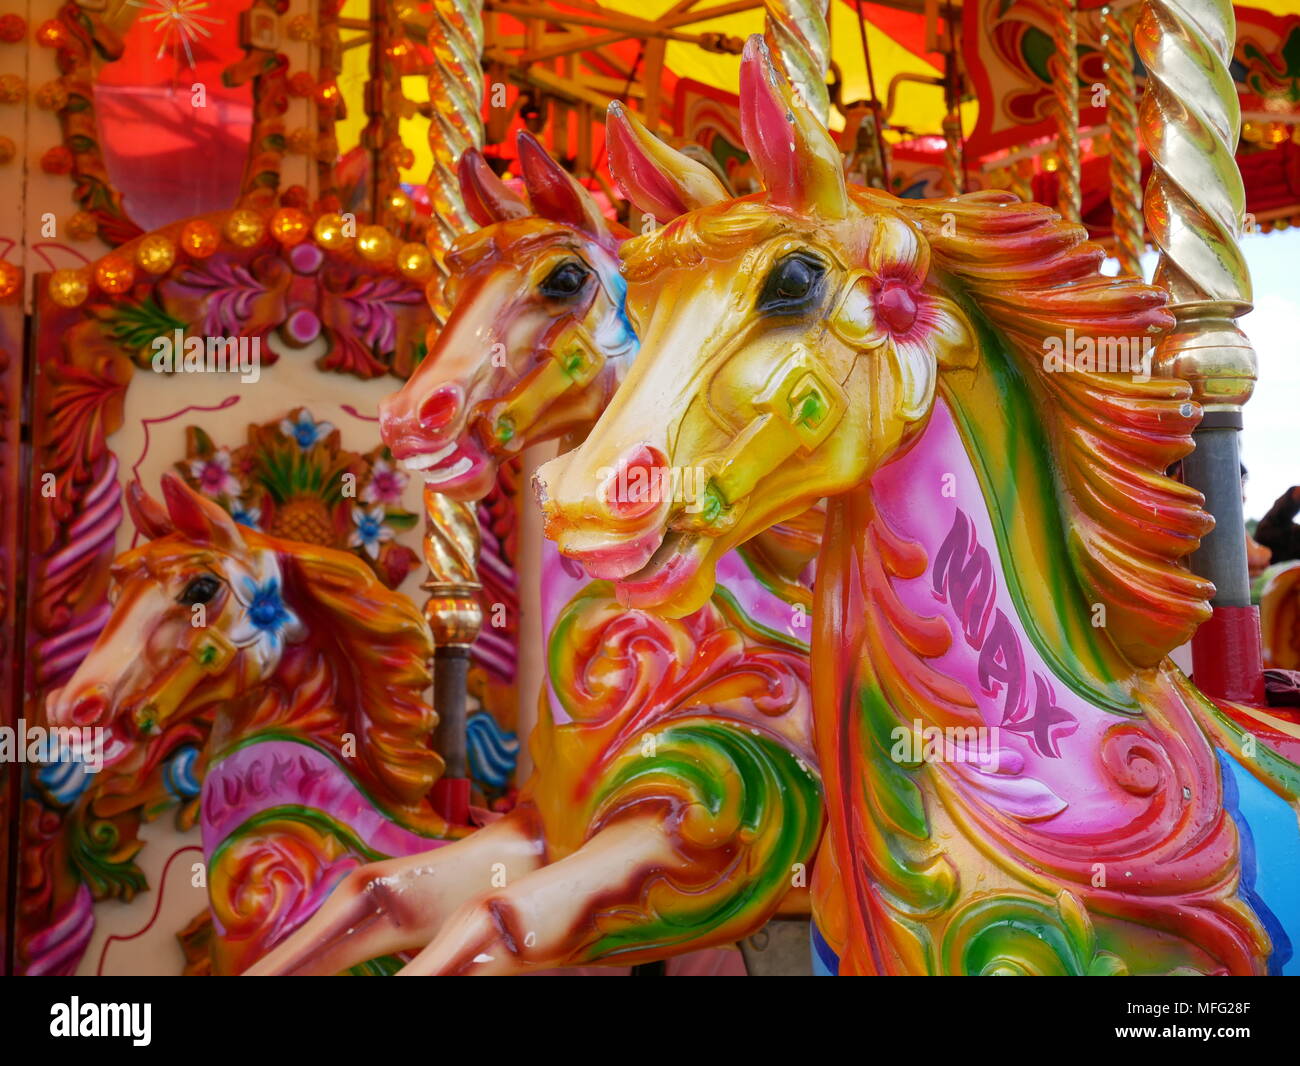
[423,485,484,650]
[1138,0,1261,699]
[764,0,830,126]
[422,0,487,819]
[1047,0,1081,222]
[425,0,485,322]
[942,110,965,195]
[1103,3,1142,276]
[1138,0,1253,380]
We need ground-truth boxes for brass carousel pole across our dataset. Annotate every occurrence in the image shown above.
[1048,0,1081,222]
[422,0,487,822]
[1102,3,1143,277]
[426,0,486,322]
[423,490,484,823]
[1138,0,1264,701]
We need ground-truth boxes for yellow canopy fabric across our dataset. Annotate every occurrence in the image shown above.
[595,0,953,136]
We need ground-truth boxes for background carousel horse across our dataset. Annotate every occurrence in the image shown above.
[250,134,822,975]
[1258,562,1300,671]
[534,37,1300,976]
[45,473,463,975]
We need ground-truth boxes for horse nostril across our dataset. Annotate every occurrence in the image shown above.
[70,692,107,726]
[603,444,670,520]
[418,385,462,433]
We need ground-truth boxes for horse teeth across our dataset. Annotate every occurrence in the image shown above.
[401,442,457,471]
[423,456,473,485]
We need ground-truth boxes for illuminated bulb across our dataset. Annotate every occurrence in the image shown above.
[397,243,433,280]
[270,207,311,246]
[35,19,67,48]
[180,219,220,258]
[312,213,352,250]
[387,190,413,222]
[356,225,394,263]
[224,209,266,249]
[0,260,21,302]
[49,268,90,307]
[66,211,98,240]
[135,234,176,274]
[94,254,134,294]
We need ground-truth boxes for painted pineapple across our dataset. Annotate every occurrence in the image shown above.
[177,408,418,587]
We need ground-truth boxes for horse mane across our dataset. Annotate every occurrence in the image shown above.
[249,530,442,806]
[892,190,1215,666]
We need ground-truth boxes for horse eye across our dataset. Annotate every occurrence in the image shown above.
[540,261,589,299]
[179,576,221,606]
[758,253,826,315]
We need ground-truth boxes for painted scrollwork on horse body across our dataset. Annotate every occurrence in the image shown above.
[534,37,1300,976]
[249,134,824,975]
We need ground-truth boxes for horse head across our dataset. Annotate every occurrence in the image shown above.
[46,473,306,738]
[536,38,978,616]
[46,471,440,804]
[379,133,650,500]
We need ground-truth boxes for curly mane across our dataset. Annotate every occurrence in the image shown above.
[262,534,441,806]
[895,190,1214,666]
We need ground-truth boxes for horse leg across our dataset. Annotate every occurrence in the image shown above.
[244,810,545,975]
[394,811,697,976]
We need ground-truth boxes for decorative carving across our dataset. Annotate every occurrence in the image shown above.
[532,38,1300,975]
[174,409,419,588]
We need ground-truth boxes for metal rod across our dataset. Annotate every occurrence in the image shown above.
[1138,0,1263,701]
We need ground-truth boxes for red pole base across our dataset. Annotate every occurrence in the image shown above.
[432,777,471,826]
[1190,604,1266,705]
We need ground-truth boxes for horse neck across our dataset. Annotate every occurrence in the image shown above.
[808,397,1263,975]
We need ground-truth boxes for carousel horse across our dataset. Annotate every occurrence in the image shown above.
[44,473,462,975]
[534,37,1300,975]
[1259,561,1300,671]
[248,134,822,976]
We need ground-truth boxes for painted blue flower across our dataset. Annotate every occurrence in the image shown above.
[348,505,394,560]
[279,410,335,450]
[229,501,261,529]
[227,554,306,672]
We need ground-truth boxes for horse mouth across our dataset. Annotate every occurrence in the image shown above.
[399,438,492,496]
[608,529,713,609]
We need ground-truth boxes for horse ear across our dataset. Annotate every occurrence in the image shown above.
[516,131,612,243]
[126,479,173,539]
[160,471,244,551]
[606,101,729,224]
[457,149,531,226]
[739,35,847,219]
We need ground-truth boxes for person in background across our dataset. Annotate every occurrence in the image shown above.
[1255,483,1300,566]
